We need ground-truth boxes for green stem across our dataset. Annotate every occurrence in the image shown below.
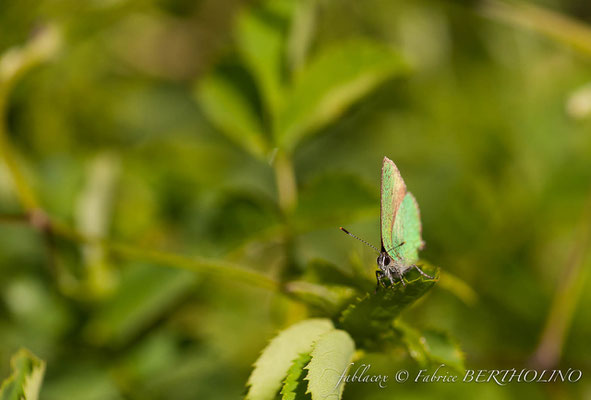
[481,0,591,56]
[272,150,301,281]
[273,150,298,215]
[50,219,279,291]
[0,92,40,212]
[531,192,591,368]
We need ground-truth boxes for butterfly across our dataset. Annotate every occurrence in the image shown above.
[340,157,433,289]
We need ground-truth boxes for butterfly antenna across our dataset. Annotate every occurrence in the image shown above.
[339,227,380,253]
[385,241,405,257]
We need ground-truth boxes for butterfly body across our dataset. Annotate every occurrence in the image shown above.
[376,250,432,288]
[341,157,434,289]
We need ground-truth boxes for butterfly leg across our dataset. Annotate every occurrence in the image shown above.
[409,264,434,280]
[396,269,406,287]
[375,270,387,292]
[384,268,398,287]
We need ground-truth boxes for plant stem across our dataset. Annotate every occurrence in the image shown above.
[481,0,591,56]
[50,219,279,291]
[272,149,301,282]
[531,192,591,368]
[273,150,298,215]
[0,94,40,212]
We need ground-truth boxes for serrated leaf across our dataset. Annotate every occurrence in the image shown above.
[236,0,293,117]
[246,319,334,400]
[393,321,464,372]
[339,263,439,344]
[304,330,355,400]
[422,330,465,373]
[280,353,312,400]
[0,348,46,400]
[196,70,268,158]
[393,320,429,368]
[277,39,407,151]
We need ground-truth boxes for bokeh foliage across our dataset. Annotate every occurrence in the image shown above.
[0,0,591,399]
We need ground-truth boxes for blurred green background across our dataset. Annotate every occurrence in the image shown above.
[1,0,590,399]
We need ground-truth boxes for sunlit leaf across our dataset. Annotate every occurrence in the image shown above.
[0,348,45,400]
[304,330,355,400]
[246,319,334,400]
[276,39,407,151]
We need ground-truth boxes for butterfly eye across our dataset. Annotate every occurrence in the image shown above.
[384,256,390,265]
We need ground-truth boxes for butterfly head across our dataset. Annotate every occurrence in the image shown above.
[377,252,392,269]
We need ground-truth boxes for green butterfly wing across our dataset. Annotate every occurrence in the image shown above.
[380,157,406,253]
[381,157,424,264]
[391,192,424,264]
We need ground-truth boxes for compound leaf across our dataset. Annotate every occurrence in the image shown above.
[304,330,355,400]
[246,319,334,400]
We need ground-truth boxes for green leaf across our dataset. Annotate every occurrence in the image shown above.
[285,281,356,315]
[339,263,439,344]
[437,270,478,306]
[286,0,316,71]
[393,320,429,368]
[295,173,377,231]
[0,348,46,400]
[304,330,355,400]
[301,259,359,288]
[421,330,465,373]
[196,70,268,158]
[277,39,407,151]
[393,321,464,372]
[280,353,312,400]
[84,263,196,347]
[246,319,334,400]
[236,0,293,118]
